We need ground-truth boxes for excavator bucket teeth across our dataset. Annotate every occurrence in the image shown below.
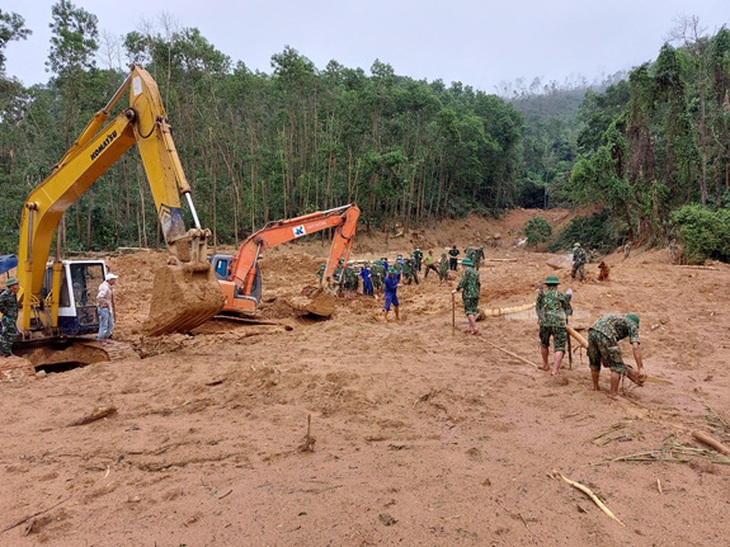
[289,286,337,317]
[144,264,225,336]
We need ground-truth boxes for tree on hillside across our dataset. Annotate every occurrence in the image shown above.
[0,9,31,76]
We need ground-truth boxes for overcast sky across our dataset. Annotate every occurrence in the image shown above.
[3,0,728,94]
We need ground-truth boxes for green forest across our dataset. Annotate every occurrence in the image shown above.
[1,3,730,263]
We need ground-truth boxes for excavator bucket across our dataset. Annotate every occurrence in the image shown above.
[289,286,338,317]
[143,263,225,336]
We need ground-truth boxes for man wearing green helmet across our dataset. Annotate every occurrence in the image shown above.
[452,257,481,335]
[0,277,21,357]
[571,242,587,281]
[587,313,646,398]
[535,275,573,375]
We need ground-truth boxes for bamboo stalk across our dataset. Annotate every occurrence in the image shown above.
[483,339,540,369]
[566,325,588,348]
[478,302,534,318]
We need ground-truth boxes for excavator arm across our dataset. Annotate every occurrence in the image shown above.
[218,203,360,315]
[17,65,223,337]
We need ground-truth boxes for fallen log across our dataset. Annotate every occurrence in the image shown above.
[692,431,730,456]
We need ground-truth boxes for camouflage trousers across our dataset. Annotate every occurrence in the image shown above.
[587,330,625,373]
[539,325,567,352]
[0,317,17,356]
[462,296,479,316]
[571,262,585,281]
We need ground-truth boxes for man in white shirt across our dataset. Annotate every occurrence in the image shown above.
[96,272,118,344]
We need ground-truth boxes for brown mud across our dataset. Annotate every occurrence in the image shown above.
[1,209,729,546]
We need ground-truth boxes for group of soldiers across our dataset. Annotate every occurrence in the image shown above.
[321,243,486,296]
[535,273,646,398]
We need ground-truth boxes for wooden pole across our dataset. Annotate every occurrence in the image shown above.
[566,325,588,348]
[483,339,540,369]
[451,293,455,329]
[566,319,573,369]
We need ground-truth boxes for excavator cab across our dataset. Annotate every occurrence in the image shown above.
[44,260,106,336]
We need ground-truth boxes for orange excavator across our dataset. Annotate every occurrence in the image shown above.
[211,203,360,317]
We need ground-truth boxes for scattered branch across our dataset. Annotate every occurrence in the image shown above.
[68,406,117,426]
[2,496,71,533]
[553,472,624,526]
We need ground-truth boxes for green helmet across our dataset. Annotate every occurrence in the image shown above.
[544,275,560,285]
[461,258,473,266]
[5,277,19,287]
[573,242,581,248]
[625,313,640,328]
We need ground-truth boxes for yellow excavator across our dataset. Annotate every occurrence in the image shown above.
[10,65,224,366]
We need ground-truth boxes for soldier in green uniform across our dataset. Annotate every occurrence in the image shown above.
[404,257,419,285]
[669,238,678,263]
[587,313,646,398]
[535,275,573,376]
[438,252,449,285]
[571,242,587,281]
[474,246,485,270]
[332,259,345,293]
[623,240,632,260]
[412,247,423,272]
[0,277,21,357]
[342,264,358,297]
[371,259,385,292]
[448,245,460,271]
[452,257,480,335]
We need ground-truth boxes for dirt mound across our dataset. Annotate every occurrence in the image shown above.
[1,211,729,546]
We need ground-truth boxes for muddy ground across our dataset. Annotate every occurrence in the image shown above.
[1,209,729,546]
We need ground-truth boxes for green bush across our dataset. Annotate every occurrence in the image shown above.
[671,205,730,263]
[523,216,552,246]
[548,211,618,253]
